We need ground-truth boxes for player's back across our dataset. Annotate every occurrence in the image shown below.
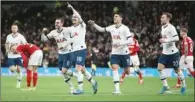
[128,38,139,55]
[161,23,179,55]
[107,24,131,55]
[70,24,87,51]
[6,33,27,58]
[181,36,194,56]
[17,43,40,55]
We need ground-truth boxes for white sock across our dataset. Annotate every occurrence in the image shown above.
[66,70,78,77]
[177,70,186,87]
[77,71,84,91]
[63,74,74,90]
[113,70,120,91]
[17,71,22,83]
[83,70,96,84]
[158,70,168,87]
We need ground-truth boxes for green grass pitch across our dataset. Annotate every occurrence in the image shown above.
[1,76,194,101]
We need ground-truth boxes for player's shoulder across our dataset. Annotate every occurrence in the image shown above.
[17,33,25,37]
[168,23,176,29]
[186,36,192,41]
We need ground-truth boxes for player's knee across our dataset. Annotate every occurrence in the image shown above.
[76,65,82,71]
[124,68,130,75]
[157,63,165,71]
[9,66,16,73]
[174,68,180,73]
[32,66,38,72]
[61,68,68,74]
[28,65,33,71]
[111,64,119,71]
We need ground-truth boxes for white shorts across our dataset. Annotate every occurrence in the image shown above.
[130,55,140,66]
[179,55,194,69]
[28,50,43,66]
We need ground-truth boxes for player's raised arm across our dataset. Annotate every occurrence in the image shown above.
[41,28,53,42]
[67,2,85,26]
[88,20,107,32]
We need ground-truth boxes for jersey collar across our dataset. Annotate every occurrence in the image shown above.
[12,33,18,38]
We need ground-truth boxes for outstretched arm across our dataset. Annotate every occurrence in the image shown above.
[67,2,85,26]
[88,20,106,32]
[41,28,52,43]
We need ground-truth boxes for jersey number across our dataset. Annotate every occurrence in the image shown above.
[190,43,193,52]
[173,60,179,67]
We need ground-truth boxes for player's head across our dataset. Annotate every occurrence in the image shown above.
[72,14,79,25]
[113,13,123,24]
[161,12,172,25]
[10,44,17,54]
[11,24,18,34]
[55,18,64,29]
[180,28,188,38]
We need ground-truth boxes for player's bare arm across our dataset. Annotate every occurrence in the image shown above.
[67,2,86,26]
[88,20,106,32]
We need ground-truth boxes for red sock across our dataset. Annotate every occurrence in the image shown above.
[177,77,181,85]
[189,71,195,78]
[121,72,126,80]
[138,73,143,80]
[33,72,38,87]
[27,69,32,87]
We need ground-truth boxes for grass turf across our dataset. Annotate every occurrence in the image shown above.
[1,76,194,101]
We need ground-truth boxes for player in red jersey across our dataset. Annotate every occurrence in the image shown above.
[120,33,144,84]
[10,43,43,90]
[174,28,194,88]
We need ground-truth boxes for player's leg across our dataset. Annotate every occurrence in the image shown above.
[15,57,23,88]
[186,56,195,77]
[174,55,185,88]
[31,50,43,90]
[132,55,143,84]
[25,65,33,90]
[158,54,170,94]
[59,53,76,94]
[111,55,122,94]
[172,52,186,94]
[32,66,38,90]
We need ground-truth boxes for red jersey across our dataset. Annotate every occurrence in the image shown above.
[128,38,140,55]
[16,43,40,57]
[181,36,194,56]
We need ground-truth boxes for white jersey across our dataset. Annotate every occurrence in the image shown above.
[106,24,132,55]
[47,27,72,54]
[161,23,179,55]
[69,23,87,52]
[6,33,27,58]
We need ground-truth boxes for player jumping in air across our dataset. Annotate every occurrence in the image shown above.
[174,28,194,88]
[10,43,43,90]
[5,24,27,88]
[41,18,77,94]
[120,32,144,84]
[66,2,98,95]
[158,12,186,94]
[88,12,133,94]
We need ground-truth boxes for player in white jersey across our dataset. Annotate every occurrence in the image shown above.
[5,24,27,88]
[41,17,77,94]
[88,12,133,94]
[158,12,186,94]
[66,3,98,95]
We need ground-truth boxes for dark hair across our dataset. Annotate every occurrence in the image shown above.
[180,28,188,33]
[11,24,18,27]
[56,17,64,24]
[162,12,172,20]
[114,12,124,18]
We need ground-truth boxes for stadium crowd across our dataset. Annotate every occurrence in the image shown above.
[1,1,195,68]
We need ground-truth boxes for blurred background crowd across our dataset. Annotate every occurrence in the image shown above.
[1,1,195,68]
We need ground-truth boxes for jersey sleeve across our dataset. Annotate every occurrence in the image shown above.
[21,35,27,44]
[105,25,113,32]
[5,35,9,44]
[170,26,178,37]
[47,30,55,39]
